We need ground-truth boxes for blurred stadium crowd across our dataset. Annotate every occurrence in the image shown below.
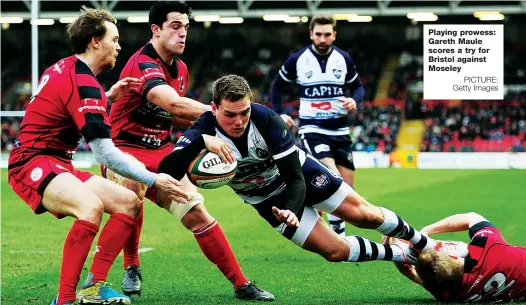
[2,15,525,153]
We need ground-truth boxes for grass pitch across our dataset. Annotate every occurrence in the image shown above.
[2,168,525,304]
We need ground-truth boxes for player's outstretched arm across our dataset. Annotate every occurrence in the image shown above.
[421,212,488,236]
[147,84,211,120]
[89,138,190,203]
[158,135,207,180]
[106,77,140,102]
[273,150,306,219]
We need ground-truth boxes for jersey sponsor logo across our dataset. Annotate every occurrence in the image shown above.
[304,86,344,98]
[78,98,105,112]
[139,71,165,82]
[53,60,65,74]
[311,171,329,188]
[474,229,494,237]
[30,167,43,182]
[178,76,185,92]
[311,102,332,111]
[77,105,106,112]
[333,69,342,79]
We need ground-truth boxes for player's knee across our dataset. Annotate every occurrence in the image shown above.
[344,194,382,228]
[77,198,104,225]
[122,178,148,200]
[121,189,142,217]
[323,247,348,262]
[181,202,212,232]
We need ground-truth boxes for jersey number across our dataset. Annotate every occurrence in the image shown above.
[29,74,50,104]
[311,102,332,111]
[142,134,162,147]
[468,272,515,301]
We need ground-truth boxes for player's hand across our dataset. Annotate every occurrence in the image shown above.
[153,173,191,204]
[337,97,357,112]
[202,135,236,164]
[272,207,299,228]
[107,77,141,102]
[382,235,394,245]
[280,114,296,128]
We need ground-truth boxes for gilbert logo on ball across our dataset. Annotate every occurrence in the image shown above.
[188,151,237,189]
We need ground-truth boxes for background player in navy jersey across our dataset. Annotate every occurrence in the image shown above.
[388,212,526,302]
[7,6,187,305]
[158,75,462,285]
[270,14,365,239]
[85,1,274,301]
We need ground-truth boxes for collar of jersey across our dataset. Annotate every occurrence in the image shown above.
[142,42,180,78]
[308,44,334,59]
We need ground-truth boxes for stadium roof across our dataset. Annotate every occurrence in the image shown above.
[1,0,525,20]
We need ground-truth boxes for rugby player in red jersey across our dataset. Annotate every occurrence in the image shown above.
[83,1,274,301]
[7,6,187,305]
[390,212,526,302]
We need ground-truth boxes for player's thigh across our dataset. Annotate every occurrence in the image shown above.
[320,157,338,173]
[302,216,349,262]
[336,164,355,187]
[330,187,383,229]
[333,136,356,174]
[42,172,104,224]
[103,153,148,198]
[84,175,142,217]
[255,201,348,262]
[302,155,347,212]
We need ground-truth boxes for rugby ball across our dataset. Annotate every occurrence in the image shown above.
[187,151,237,189]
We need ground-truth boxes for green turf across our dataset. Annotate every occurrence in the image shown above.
[2,168,525,304]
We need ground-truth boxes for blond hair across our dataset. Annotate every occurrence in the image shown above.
[67,6,117,54]
[415,251,463,300]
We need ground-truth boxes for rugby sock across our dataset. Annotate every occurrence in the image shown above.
[327,214,346,237]
[90,213,136,283]
[123,201,144,269]
[376,207,437,251]
[194,220,248,289]
[345,236,408,263]
[58,219,99,305]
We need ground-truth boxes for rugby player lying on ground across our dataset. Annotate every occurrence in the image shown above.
[386,212,526,303]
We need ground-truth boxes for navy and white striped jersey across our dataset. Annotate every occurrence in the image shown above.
[278,45,360,136]
[175,103,306,204]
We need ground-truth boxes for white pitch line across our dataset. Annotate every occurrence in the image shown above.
[5,248,155,255]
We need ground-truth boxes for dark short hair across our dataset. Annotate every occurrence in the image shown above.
[67,6,117,54]
[309,14,337,32]
[149,1,192,30]
[212,75,252,105]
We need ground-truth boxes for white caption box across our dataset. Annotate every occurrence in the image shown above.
[423,24,503,100]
